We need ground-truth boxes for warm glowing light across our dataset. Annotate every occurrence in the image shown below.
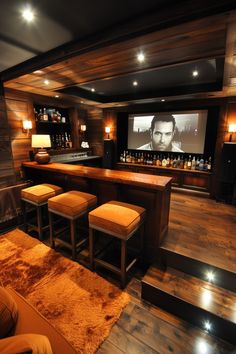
[23,120,32,130]
[81,125,87,132]
[55,95,59,98]
[228,124,236,133]
[206,271,215,282]
[203,320,212,332]
[161,99,165,102]
[44,80,49,85]
[196,339,208,354]
[137,52,145,63]
[21,7,35,22]
[133,81,138,86]
[105,127,111,133]
[192,70,199,77]
[91,88,95,92]
[201,289,212,307]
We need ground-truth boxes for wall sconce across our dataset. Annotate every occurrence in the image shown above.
[22,120,32,135]
[105,126,111,139]
[228,124,236,142]
[80,124,87,132]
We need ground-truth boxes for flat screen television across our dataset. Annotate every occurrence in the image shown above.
[128,110,208,154]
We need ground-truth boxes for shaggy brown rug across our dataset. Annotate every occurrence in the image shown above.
[0,229,130,353]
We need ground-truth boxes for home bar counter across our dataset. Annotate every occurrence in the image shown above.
[22,162,172,263]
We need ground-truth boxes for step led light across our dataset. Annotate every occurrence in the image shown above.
[203,320,212,332]
[206,271,215,282]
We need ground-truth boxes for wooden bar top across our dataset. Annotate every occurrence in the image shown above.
[22,162,172,191]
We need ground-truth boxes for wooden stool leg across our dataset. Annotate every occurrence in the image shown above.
[36,205,43,240]
[21,200,28,233]
[140,223,145,264]
[49,212,55,249]
[121,239,127,289]
[89,228,94,271]
[71,219,76,261]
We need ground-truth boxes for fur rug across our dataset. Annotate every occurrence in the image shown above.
[0,229,130,353]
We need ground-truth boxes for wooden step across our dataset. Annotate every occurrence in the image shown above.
[141,265,236,345]
[159,246,236,292]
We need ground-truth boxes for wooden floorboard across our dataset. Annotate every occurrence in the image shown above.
[162,193,236,273]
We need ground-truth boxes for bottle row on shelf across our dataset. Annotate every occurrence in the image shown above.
[50,133,72,149]
[119,151,212,171]
[34,107,67,123]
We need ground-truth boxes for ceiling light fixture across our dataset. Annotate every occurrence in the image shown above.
[91,88,95,92]
[55,95,59,98]
[137,52,145,63]
[21,7,35,22]
[133,81,138,86]
[192,70,199,77]
[161,99,165,102]
[44,80,49,85]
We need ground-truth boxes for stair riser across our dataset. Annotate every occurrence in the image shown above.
[160,249,236,293]
[142,282,236,345]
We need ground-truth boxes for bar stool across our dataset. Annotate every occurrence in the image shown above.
[48,190,97,260]
[89,200,146,289]
[21,184,63,240]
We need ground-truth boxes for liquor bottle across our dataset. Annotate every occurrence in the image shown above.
[207,157,212,171]
[156,155,160,166]
[187,155,192,169]
[191,156,196,170]
[170,154,174,167]
[184,158,188,169]
[153,154,157,166]
[159,154,163,166]
[43,108,48,121]
[166,154,170,168]
[162,155,167,167]
[120,152,123,162]
[199,157,204,170]
[172,156,177,168]
[137,153,141,164]
[34,108,38,121]
[196,156,200,170]
[176,155,181,168]
[140,153,144,164]
[180,155,184,169]
[38,108,43,121]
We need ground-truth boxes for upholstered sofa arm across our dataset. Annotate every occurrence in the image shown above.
[7,288,77,354]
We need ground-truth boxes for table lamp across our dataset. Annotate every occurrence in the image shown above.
[31,134,51,164]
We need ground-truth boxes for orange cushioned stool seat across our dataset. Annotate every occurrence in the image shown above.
[21,184,63,241]
[48,191,97,260]
[89,200,146,288]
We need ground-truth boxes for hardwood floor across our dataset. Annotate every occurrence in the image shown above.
[98,192,236,354]
[12,191,236,353]
[163,193,236,273]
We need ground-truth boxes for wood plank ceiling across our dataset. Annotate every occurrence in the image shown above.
[3,10,236,107]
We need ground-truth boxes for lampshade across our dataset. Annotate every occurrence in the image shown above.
[228,124,236,133]
[105,127,111,133]
[31,134,51,148]
[81,124,87,132]
[23,120,32,130]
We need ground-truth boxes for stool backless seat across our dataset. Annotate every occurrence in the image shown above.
[89,200,146,288]
[48,190,97,260]
[21,184,63,240]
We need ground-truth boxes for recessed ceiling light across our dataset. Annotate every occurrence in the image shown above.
[91,88,95,92]
[192,70,199,77]
[133,81,138,86]
[21,7,35,22]
[137,52,145,63]
[80,100,84,103]
[44,80,49,85]
[161,99,165,102]
[55,95,59,98]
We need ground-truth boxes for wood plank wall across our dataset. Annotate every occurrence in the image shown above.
[1,88,235,197]
[0,93,15,188]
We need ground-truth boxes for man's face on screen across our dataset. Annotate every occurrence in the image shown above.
[151,121,174,151]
